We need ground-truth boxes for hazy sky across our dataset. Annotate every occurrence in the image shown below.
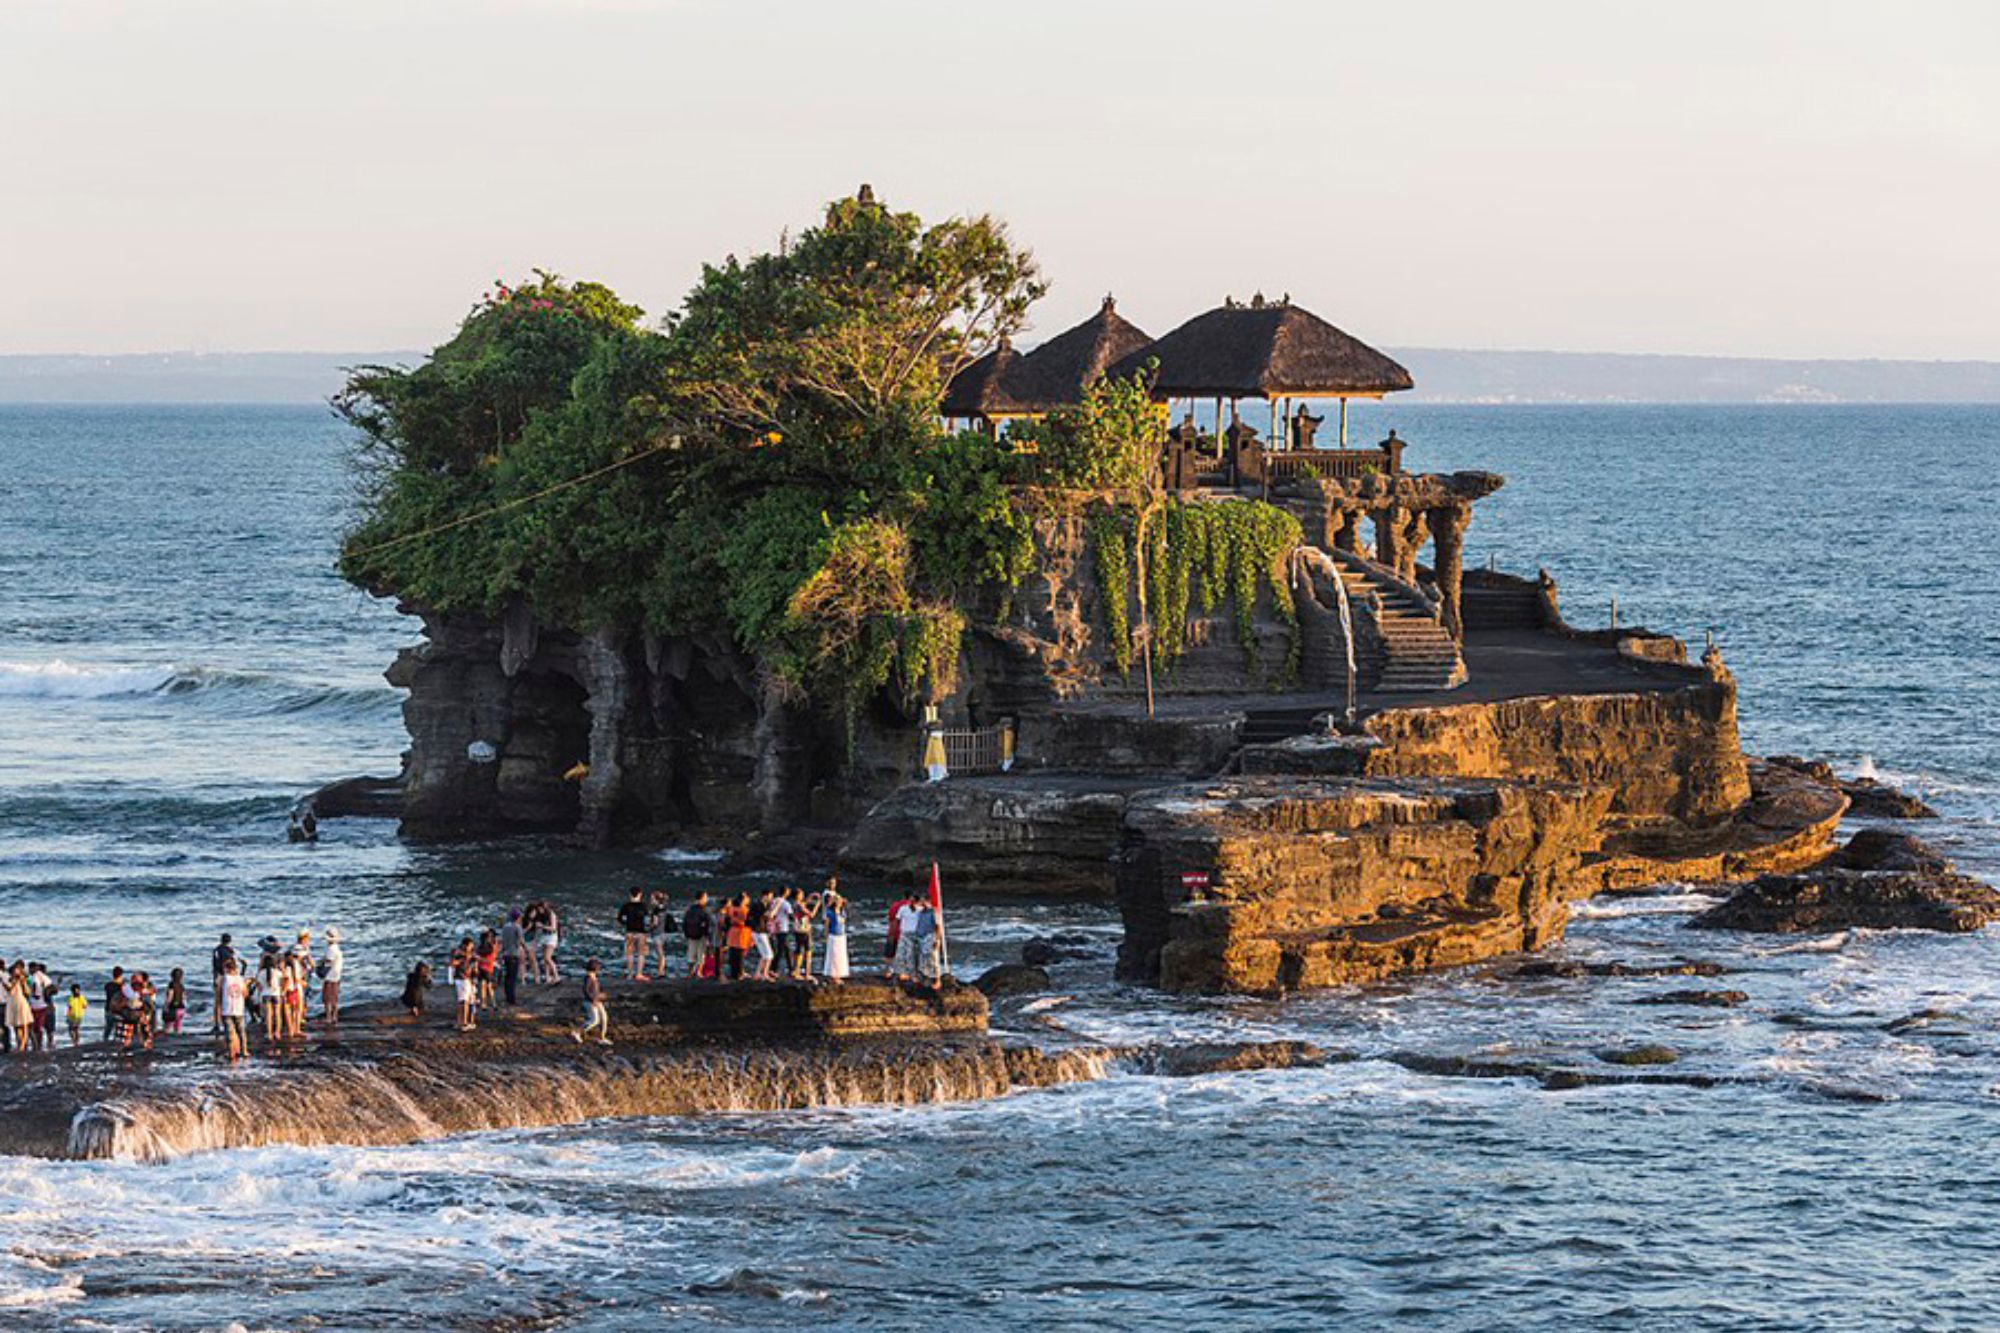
[4,0,1996,359]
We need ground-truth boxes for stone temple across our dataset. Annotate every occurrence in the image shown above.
[366,295,1852,995]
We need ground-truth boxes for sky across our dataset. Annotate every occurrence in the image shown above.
[3,0,1997,360]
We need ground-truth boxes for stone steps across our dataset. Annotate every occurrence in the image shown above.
[1329,554,1464,692]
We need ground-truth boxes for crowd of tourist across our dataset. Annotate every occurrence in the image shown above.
[2,926,345,1063]
[1,876,945,1063]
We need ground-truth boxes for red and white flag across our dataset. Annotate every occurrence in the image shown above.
[929,861,949,976]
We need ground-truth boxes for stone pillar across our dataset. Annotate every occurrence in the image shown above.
[576,627,629,848]
[1426,506,1470,642]
[1395,508,1428,583]
[1373,506,1402,573]
[1332,507,1364,555]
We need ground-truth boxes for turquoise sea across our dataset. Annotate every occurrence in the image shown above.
[1,402,1997,1329]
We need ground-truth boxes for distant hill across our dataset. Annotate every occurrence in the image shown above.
[1392,348,2000,404]
[0,352,423,405]
[2,347,1998,405]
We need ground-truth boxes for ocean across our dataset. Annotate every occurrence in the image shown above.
[1,402,1997,1329]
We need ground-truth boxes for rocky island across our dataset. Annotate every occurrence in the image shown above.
[328,187,1981,1006]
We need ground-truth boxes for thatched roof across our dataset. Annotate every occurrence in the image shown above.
[940,340,1030,418]
[1109,298,1413,399]
[1005,296,1154,412]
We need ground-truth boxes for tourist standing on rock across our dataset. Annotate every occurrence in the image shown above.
[769,889,795,978]
[618,887,651,982]
[884,892,913,979]
[27,962,54,1051]
[450,936,478,1031]
[751,892,778,980]
[537,902,562,984]
[791,889,816,980]
[209,933,237,1033]
[4,962,30,1054]
[254,943,281,1042]
[280,955,306,1041]
[217,959,248,1062]
[891,894,924,982]
[65,984,86,1048]
[571,959,610,1045]
[474,929,500,1010]
[321,927,345,1026]
[910,899,941,988]
[103,967,124,1041]
[126,971,157,1051]
[722,894,751,981]
[682,892,712,979]
[821,889,849,984]
[647,890,674,979]
[499,910,525,1007]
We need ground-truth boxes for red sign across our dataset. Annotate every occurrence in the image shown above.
[1180,870,1211,892]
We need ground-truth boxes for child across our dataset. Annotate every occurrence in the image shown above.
[163,967,187,1035]
[65,984,86,1048]
[569,959,609,1045]
[452,940,478,1031]
[401,960,432,1018]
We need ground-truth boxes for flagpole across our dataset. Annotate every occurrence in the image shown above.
[930,861,950,983]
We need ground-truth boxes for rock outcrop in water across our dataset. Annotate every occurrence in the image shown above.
[1115,777,1613,992]
[1693,831,2000,934]
[1763,754,1939,821]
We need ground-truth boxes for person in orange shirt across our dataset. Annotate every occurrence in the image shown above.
[722,894,754,982]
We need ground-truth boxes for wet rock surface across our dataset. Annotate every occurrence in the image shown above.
[974,963,1053,997]
[1634,989,1748,1008]
[1693,832,2000,934]
[1597,1043,1681,1066]
[1513,958,1731,979]
[1132,1040,1339,1077]
[1764,754,1939,820]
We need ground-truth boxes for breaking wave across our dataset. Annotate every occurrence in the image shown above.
[0,659,395,719]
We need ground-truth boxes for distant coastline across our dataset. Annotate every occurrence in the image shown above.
[3,346,2000,406]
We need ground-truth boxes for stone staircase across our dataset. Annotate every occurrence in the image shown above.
[1328,554,1465,693]
[1461,580,1545,631]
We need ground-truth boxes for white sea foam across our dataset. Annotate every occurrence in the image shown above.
[653,847,727,865]
[1568,891,1714,920]
[0,659,177,699]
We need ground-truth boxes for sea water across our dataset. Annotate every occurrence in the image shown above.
[1,403,1997,1329]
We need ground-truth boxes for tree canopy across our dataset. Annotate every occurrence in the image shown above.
[339,188,1302,726]
[340,190,1043,721]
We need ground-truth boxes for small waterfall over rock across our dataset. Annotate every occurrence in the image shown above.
[54,1041,1113,1163]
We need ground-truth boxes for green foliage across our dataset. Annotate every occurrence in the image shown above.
[1010,370,1166,490]
[338,194,1047,735]
[1088,509,1136,674]
[1090,498,1302,681]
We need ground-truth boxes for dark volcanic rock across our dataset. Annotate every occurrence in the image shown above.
[1836,828,1953,874]
[1020,937,1098,967]
[973,964,1053,997]
[1512,958,1730,979]
[1693,867,2000,934]
[1634,989,1748,1008]
[1597,1044,1680,1066]
[1764,755,1938,820]
[1136,1040,1336,1077]
[307,774,404,819]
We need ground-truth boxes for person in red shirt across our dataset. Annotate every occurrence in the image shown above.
[883,894,913,978]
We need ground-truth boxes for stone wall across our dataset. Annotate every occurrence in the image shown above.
[1114,778,1613,993]
[1354,658,1751,824]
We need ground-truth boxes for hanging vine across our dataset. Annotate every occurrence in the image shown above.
[1088,508,1136,675]
[1090,497,1301,681]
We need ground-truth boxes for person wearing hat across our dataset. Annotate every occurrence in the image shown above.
[320,926,345,1026]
